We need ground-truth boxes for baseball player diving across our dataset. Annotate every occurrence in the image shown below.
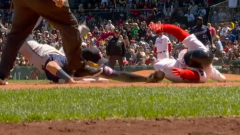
[13,18,165,84]
[149,23,226,83]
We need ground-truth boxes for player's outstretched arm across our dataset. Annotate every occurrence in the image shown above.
[45,61,88,84]
[209,66,226,82]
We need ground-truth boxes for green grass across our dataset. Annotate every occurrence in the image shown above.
[0,86,240,123]
[8,80,49,84]
[7,78,240,84]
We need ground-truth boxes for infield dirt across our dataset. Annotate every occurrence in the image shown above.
[1,70,240,135]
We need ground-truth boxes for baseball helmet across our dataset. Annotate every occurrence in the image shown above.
[184,50,214,69]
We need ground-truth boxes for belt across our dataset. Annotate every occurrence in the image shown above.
[157,51,166,53]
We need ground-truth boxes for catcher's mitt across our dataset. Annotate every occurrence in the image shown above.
[147,70,165,83]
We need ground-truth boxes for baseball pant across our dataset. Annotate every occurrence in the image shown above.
[0,0,84,80]
[108,55,124,71]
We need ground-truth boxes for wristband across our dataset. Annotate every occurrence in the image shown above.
[56,69,72,82]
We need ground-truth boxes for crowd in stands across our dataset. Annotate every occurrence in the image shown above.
[0,0,239,72]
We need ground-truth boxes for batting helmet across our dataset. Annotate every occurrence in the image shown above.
[184,50,214,69]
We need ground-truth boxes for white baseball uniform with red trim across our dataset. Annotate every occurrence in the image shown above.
[154,34,225,83]
[154,35,171,60]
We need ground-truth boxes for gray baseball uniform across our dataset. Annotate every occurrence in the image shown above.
[18,17,64,73]
[19,36,64,73]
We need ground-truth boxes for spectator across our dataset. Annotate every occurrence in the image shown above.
[226,30,236,43]
[105,20,115,31]
[214,35,223,57]
[131,23,140,40]
[185,11,195,27]
[207,23,217,39]
[220,22,231,38]
[188,1,198,17]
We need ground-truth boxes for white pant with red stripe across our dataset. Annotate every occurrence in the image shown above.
[157,51,169,61]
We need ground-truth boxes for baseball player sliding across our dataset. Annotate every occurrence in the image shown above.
[149,23,226,83]
[154,30,172,60]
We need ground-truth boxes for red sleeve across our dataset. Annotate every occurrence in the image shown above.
[161,24,190,42]
[149,23,190,42]
[180,69,200,81]
[154,47,157,53]
[168,43,172,52]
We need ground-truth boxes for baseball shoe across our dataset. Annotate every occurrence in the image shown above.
[74,61,103,77]
[0,79,8,85]
[147,70,165,83]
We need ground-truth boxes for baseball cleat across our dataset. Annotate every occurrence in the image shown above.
[147,70,165,83]
[0,79,8,85]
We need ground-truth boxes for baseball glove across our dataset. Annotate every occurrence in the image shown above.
[147,70,165,83]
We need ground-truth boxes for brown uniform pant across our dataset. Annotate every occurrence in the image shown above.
[0,0,84,79]
[108,56,124,71]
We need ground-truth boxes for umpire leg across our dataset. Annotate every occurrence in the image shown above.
[0,1,40,79]
[117,56,124,71]
[108,56,117,70]
[26,0,85,71]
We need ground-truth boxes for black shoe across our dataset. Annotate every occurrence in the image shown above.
[74,61,103,77]
[147,70,165,83]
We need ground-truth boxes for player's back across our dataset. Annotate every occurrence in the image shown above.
[19,36,64,72]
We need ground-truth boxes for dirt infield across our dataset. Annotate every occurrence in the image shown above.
[1,70,240,89]
[1,70,240,135]
[1,117,240,135]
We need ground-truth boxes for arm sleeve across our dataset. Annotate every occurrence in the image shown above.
[185,68,208,83]
[179,69,200,82]
[168,43,172,52]
[174,67,207,82]
[160,24,207,51]
[161,24,190,42]
[154,47,157,53]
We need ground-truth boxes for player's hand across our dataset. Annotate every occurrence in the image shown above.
[52,0,66,8]
[172,67,183,76]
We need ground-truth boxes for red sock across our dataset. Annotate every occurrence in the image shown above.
[162,24,190,42]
